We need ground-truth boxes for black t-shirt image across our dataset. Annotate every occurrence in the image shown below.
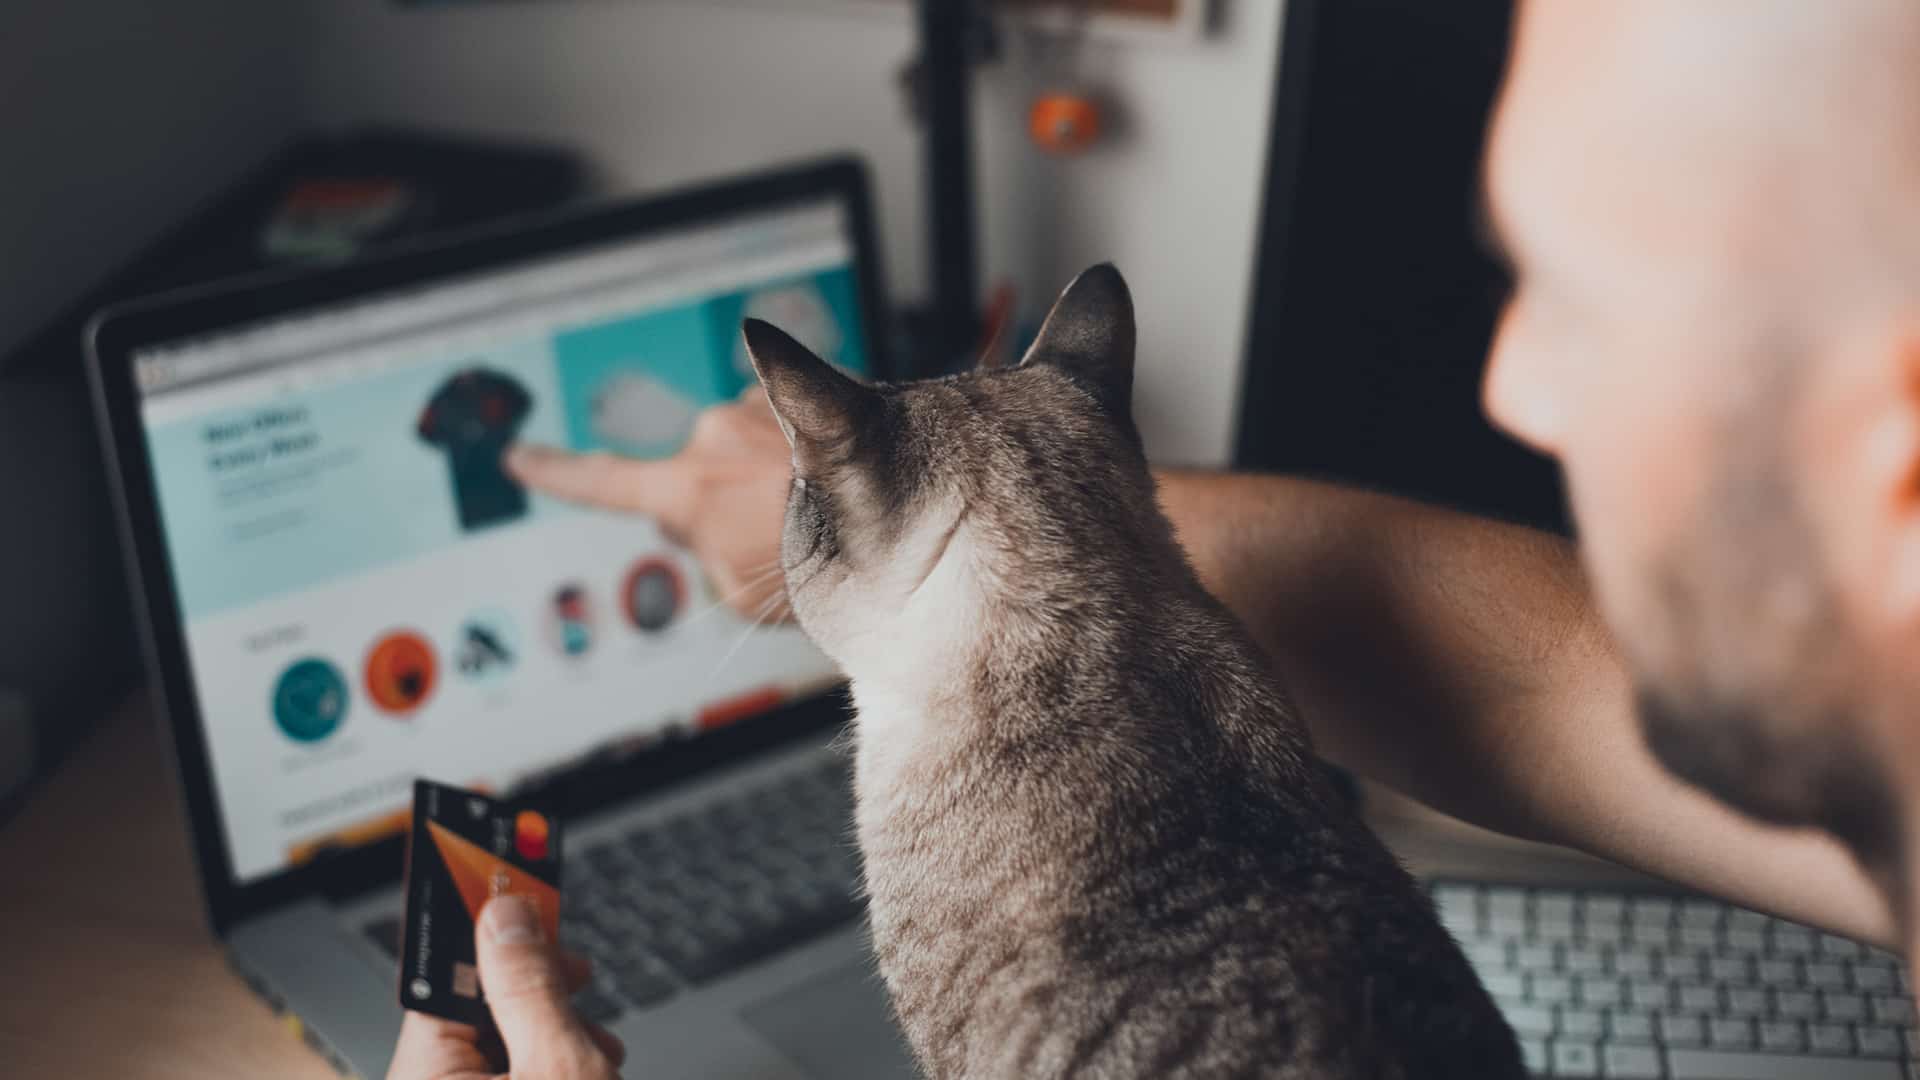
[417,368,533,532]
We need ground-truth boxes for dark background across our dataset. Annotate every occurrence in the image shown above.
[1236,0,1565,535]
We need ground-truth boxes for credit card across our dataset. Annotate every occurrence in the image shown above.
[398,779,563,1025]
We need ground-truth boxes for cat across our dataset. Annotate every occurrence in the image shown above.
[742,265,1524,1079]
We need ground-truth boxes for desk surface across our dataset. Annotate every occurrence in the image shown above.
[0,694,1636,1080]
[0,696,336,1080]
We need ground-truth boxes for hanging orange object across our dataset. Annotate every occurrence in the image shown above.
[1029,92,1102,154]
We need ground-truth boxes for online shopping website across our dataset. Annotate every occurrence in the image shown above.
[135,203,866,884]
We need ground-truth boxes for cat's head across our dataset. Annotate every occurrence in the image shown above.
[744,264,1159,688]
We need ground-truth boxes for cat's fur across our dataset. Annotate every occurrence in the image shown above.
[744,266,1523,1078]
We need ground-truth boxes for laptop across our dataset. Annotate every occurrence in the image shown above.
[88,156,920,1079]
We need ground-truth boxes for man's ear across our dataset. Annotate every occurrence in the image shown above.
[1018,263,1136,417]
[742,318,877,452]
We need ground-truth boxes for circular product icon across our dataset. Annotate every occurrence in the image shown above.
[409,978,431,1001]
[271,658,349,744]
[363,631,438,715]
[546,582,597,659]
[621,557,687,633]
[453,608,519,684]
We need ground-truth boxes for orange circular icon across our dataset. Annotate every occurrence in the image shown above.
[364,630,437,714]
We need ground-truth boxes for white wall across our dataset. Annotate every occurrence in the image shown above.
[0,1,297,358]
[291,0,1281,465]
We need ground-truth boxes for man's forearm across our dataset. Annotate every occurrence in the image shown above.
[1156,468,1895,945]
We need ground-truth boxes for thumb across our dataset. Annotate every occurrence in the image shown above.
[476,896,602,1075]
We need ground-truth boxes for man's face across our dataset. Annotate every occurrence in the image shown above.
[1482,3,1916,855]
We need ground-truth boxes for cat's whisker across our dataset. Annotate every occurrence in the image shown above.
[704,587,787,682]
[678,562,786,631]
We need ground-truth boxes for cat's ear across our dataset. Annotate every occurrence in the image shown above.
[1018,263,1136,416]
[743,318,877,452]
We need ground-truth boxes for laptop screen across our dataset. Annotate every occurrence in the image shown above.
[130,200,865,885]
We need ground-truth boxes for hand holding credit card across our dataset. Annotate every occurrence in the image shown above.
[400,779,564,1025]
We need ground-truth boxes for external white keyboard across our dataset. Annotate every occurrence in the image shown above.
[1434,881,1918,1078]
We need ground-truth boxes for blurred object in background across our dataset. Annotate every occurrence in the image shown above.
[0,683,30,811]
[1235,0,1565,534]
[0,129,586,814]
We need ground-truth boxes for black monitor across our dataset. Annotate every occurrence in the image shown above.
[1235,0,1567,535]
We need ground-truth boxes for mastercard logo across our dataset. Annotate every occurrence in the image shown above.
[515,810,551,861]
[364,630,438,715]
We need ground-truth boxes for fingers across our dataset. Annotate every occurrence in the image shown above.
[384,1010,491,1080]
[507,444,697,535]
[475,896,614,1078]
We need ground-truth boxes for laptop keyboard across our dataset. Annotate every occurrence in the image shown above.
[364,759,864,1023]
[1435,881,1919,1078]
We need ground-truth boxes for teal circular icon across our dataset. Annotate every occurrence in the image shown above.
[273,658,348,743]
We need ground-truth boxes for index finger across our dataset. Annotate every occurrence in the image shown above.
[506,444,698,535]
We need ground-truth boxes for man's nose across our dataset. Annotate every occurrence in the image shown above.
[1482,304,1564,457]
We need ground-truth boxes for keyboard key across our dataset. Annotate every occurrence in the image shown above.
[1518,1036,1549,1075]
[1599,1043,1662,1079]
[1629,896,1675,929]
[1584,896,1626,925]
[1658,1012,1707,1048]
[1758,957,1799,985]
[1550,1039,1599,1077]
[1565,944,1608,975]
[1808,961,1851,990]
[1532,974,1575,1003]
[1681,900,1725,929]
[1707,1017,1754,1049]
[1434,885,1480,937]
[1857,1025,1904,1059]
[1516,942,1557,971]
[1724,928,1766,953]
[1625,979,1670,1011]
[1855,964,1899,995]
[1679,925,1720,951]
[1870,995,1916,1026]
[1536,891,1577,924]
[1707,954,1752,985]
[1480,971,1525,1001]
[1757,1019,1805,1052]
[1825,990,1869,1022]
[1488,887,1527,922]
[1577,975,1623,1008]
[1665,1049,1902,1079]
[1608,1009,1656,1044]
[1773,925,1817,955]
[1465,938,1509,974]
[1809,1021,1856,1054]
[1727,909,1769,932]
[1559,1007,1604,1039]
[1613,949,1658,978]
[1664,951,1705,981]
[1724,987,1768,1017]
[1677,984,1720,1013]
[1501,1003,1556,1036]
[1777,989,1820,1018]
